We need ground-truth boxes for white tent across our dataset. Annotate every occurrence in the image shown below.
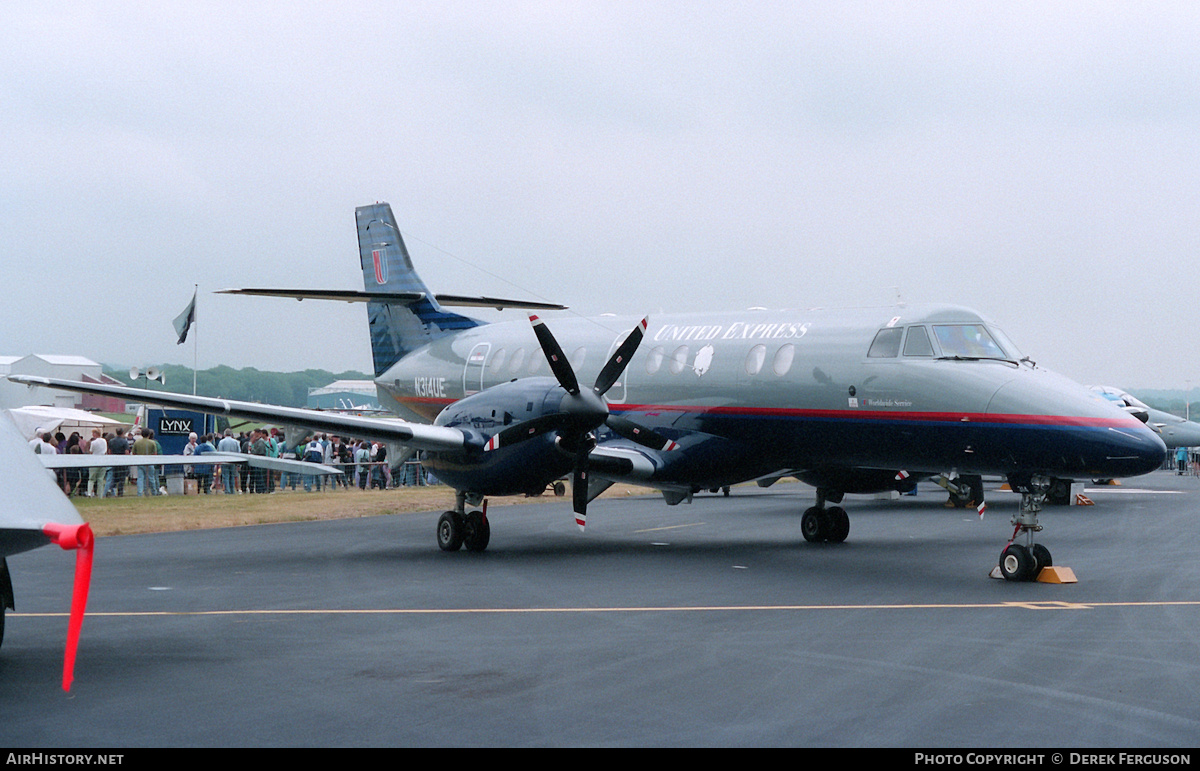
[6,406,126,440]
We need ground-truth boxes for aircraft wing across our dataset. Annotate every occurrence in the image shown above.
[36,453,345,476]
[8,376,468,452]
[0,410,97,692]
[216,288,567,311]
[0,411,84,559]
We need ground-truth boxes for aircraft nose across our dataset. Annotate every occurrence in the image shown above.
[987,372,1166,479]
[1099,423,1167,477]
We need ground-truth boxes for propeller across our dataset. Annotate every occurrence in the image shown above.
[485,315,679,528]
[41,522,95,692]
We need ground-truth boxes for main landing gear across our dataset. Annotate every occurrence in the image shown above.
[801,489,850,544]
[998,475,1053,582]
[437,492,491,553]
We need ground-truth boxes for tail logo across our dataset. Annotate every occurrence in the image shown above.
[371,249,388,285]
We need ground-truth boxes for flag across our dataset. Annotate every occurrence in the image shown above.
[173,289,196,344]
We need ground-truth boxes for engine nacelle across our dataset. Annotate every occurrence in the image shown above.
[426,378,574,496]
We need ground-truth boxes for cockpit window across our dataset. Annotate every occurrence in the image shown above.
[1090,385,1149,410]
[867,327,903,358]
[932,324,1007,359]
[903,326,934,357]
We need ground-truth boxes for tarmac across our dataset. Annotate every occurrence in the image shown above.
[2,470,1199,747]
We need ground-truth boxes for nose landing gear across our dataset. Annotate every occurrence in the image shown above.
[995,475,1074,582]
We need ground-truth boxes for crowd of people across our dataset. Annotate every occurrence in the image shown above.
[34,425,431,497]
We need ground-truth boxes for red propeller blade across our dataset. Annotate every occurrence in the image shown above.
[42,522,94,692]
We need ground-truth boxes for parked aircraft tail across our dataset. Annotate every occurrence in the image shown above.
[356,203,482,377]
[218,202,566,378]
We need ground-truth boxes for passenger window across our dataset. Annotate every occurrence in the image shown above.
[868,328,902,358]
[903,327,934,357]
[745,344,766,375]
[669,346,689,375]
[772,344,795,375]
[645,346,664,375]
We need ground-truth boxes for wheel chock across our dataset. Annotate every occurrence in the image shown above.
[1074,494,1094,506]
[1036,566,1078,584]
[988,565,1079,583]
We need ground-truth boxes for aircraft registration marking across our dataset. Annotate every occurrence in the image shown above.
[414,376,447,398]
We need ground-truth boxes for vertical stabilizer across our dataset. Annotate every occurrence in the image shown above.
[356,203,481,377]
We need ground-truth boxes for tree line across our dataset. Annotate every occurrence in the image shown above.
[105,364,372,408]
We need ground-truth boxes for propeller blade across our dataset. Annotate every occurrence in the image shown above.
[572,467,588,531]
[484,413,569,451]
[593,317,648,396]
[42,522,95,692]
[605,415,680,452]
[529,314,580,396]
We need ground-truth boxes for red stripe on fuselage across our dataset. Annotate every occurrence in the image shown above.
[394,396,1132,429]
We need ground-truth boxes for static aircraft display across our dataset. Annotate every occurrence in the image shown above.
[1089,385,1200,449]
[0,412,94,691]
[12,203,1166,585]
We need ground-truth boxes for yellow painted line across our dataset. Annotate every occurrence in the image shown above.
[13,599,1200,618]
[633,522,707,534]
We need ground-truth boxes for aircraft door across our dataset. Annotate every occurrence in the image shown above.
[463,343,490,396]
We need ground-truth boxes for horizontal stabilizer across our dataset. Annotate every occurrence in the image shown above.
[37,453,344,476]
[217,288,566,311]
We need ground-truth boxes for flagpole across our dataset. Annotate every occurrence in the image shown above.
[192,283,198,395]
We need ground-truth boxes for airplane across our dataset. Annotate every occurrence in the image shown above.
[1088,385,1200,449]
[0,411,94,692]
[10,202,1167,585]
[2,425,345,687]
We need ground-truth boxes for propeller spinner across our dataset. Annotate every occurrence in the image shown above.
[484,315,678,528]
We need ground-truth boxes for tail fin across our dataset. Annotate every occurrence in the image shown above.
[356,203,481,377]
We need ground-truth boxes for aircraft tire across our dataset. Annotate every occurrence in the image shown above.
[826,507,850,543]
[1030,544,1052,574]
[463,512,491,552]
[800,507,826,543]
[999,544,1035,582]
[437,511,465,552]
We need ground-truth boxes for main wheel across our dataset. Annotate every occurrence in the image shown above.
[463,511,491,552]
[999,544,1035,582]
[437,511,465,552]
[801,507,827,542]
[825,506,850,543]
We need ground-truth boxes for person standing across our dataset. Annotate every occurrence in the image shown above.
[87,428,107,497]
[132,428,157,496]
[193,434,216,494]
[105,427,130,497]
[250,429,269,493]
[217,429,241,494]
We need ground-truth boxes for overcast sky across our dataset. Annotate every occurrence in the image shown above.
[3,2,1198,390]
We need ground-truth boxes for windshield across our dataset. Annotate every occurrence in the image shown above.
[932,324,1011,360]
